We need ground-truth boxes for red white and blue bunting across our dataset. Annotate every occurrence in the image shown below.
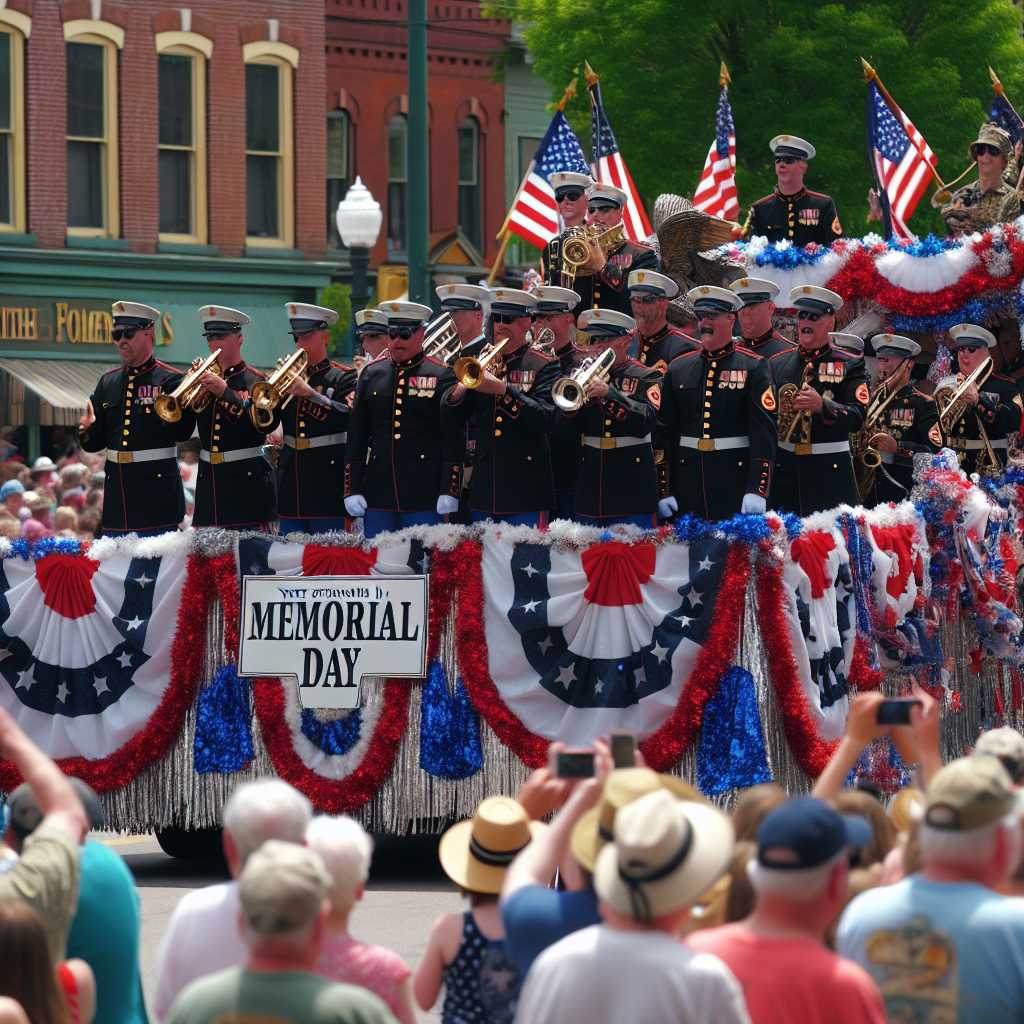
[0,450,1021,813]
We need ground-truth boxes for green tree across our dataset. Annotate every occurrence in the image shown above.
[503,0,1024,238]
[317,282,352,357]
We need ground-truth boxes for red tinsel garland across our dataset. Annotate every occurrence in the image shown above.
[755,549,839,777]
[448,539,751,772]
[0,553,220,793]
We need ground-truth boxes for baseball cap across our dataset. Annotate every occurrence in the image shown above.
[0,481,23,500]
[924,756,1018,831]
[757,796,869,869]
[974,727,1024,784]
[7,777,105,839]
[238,840,331,935]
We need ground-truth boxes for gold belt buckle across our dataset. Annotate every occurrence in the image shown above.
[600,437,616,450]
[794,442,812,456]
[116,451,134,465]
[210,452,225,465]
[294,438,311,451]
[697,438,715,453]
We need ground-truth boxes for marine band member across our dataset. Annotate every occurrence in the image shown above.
[354,309,390,368]
[744,135,842,247]
[768,286,868,515]
[435,282,490,349]
[79,300,191,536]
[276,302,356,535]
[344,302,462,539]
[941,323,1020,475]
[532,285,582,520]
[657,286,777,521]
[628,269,698,373]
[730,277,795,358]
[443,288,560,526]
[541,171,593,285]
[187,305,277,529]
[557,308,660,527]
[829,332,865,358]
[856,333,939,504]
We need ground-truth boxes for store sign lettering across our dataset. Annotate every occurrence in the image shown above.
[0,297,173,348]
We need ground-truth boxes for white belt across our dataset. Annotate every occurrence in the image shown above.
[779,440,851,456]
[200,446,264,465]
[582,434,651,450]
[106,447,176,465]
[949,437,1008,451]
[283,433,347,451]
[679,435,749,452]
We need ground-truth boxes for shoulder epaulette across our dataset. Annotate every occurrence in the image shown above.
[422,354,446,368]
[768,348,793,361]
[154,359,179,371]
[735,344,763,360]
[804,189,832,200]
[669,350,701,367]
[330,360,354,372]
[752,193,776,207]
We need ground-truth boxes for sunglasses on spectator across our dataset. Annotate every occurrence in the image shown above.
[774,156,799,165]
[556,189,584,203]
[974,144,1003,158]
[387,326,418,340]
[630,293,663,305]
[492,312,526,325]
[796,310,825,321]
[111,326,145,341]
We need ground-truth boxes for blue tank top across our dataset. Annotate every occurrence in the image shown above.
[441,910,521,1024]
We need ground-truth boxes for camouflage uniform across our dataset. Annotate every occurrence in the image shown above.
[940,180,1020,237]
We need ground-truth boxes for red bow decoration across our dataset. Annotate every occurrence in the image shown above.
[35,554,100,618]
[789,531,836,599]
[580,542,656,607]
[301,545,378,578]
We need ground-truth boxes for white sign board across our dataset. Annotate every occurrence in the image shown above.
[238,575,428,709]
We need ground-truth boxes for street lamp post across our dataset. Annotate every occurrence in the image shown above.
[336,176,383,353]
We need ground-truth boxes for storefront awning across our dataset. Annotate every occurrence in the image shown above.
[0,359,112,427]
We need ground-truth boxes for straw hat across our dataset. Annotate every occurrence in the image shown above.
[439,796,545,894]
[595,789,734,922]
[570,767,701,872]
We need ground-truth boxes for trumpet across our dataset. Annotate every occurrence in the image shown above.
[452,338,508,389]
[154,350,223,423]
[853,363,912,496]
[529,326,556,356]
[560,223,626,288]
[423,313,462,364]
[777,363,816,445]
[552,348,616,413]
[249,348,309,429]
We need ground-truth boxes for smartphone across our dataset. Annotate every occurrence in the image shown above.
[550,748,596,779]
[610,731,636,769]
[876,698,922,726]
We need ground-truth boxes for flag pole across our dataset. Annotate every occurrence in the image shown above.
[863,75,893,238]
[861,58,946,188]
[487,70,581,285]
[719,61,731,88]
[990,66,1024,131]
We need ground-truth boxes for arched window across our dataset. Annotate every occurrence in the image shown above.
[65,26,120,237]
[244,44,297,247]
[387,114,407,250]
[0,20,26,233]
[326,109,351,248]
[157,39,209,243]
[458,116,481,251]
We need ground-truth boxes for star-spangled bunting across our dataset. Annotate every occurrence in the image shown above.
[506,112,590,250]
[693,83,740,221]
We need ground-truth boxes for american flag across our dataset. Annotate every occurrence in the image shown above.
[867,79,937,239]
[990,92,1023,144]
[693,84,740,221]
[506,112,590,250]
[589,78,652,242]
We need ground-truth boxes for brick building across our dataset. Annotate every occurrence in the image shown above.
[1,0,333,459]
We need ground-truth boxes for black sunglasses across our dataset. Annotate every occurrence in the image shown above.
[493,312,526,325]
[556,189,584,203]
[774,156,799,165]
[796,310,825,321]
[111,326,144,341]
[957,342,986,353]
[387,326,417,340]
[630,293,662,305]
[974,144,1003,158]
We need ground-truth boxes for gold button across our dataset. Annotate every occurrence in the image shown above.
[394,433,401,439]
[635,457,641,464]
[121,440,128,447]
[298,420,306,427]
[420,454,426,460]
[604,419,612,426]
[495,415,503,424]
[704,402,711,409]
[122,429,130,436]
[604,431,611,438]
[393,420,400,428]
[494,429,502,437]
[395,409,402,418]
[212,445,219,452]
[396,397,403,405]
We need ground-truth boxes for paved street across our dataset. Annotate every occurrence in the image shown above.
[109,832,462,1022]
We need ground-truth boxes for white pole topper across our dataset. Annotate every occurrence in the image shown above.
[237,575,429,709]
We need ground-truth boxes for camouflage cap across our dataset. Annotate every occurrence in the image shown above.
[924,755,1017,831]
[969,122,1011,160]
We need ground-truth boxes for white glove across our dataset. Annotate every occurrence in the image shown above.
[344,494,367,517]
[658,496,679,519]
[741,493,767,515]
[436,495,459,516]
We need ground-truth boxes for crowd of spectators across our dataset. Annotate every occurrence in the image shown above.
[3,689,1024,1022]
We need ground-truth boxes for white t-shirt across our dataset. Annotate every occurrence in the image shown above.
[153,881,246,1022]
[514,924,750,1024]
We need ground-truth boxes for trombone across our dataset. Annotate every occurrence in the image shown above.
[529,326,556,357]
[423,313,462,364]
[249,349,309,429]
[453,338,509,389]
[552,348,616,413]
[934,355,1001,472]
[154,350,223,423]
